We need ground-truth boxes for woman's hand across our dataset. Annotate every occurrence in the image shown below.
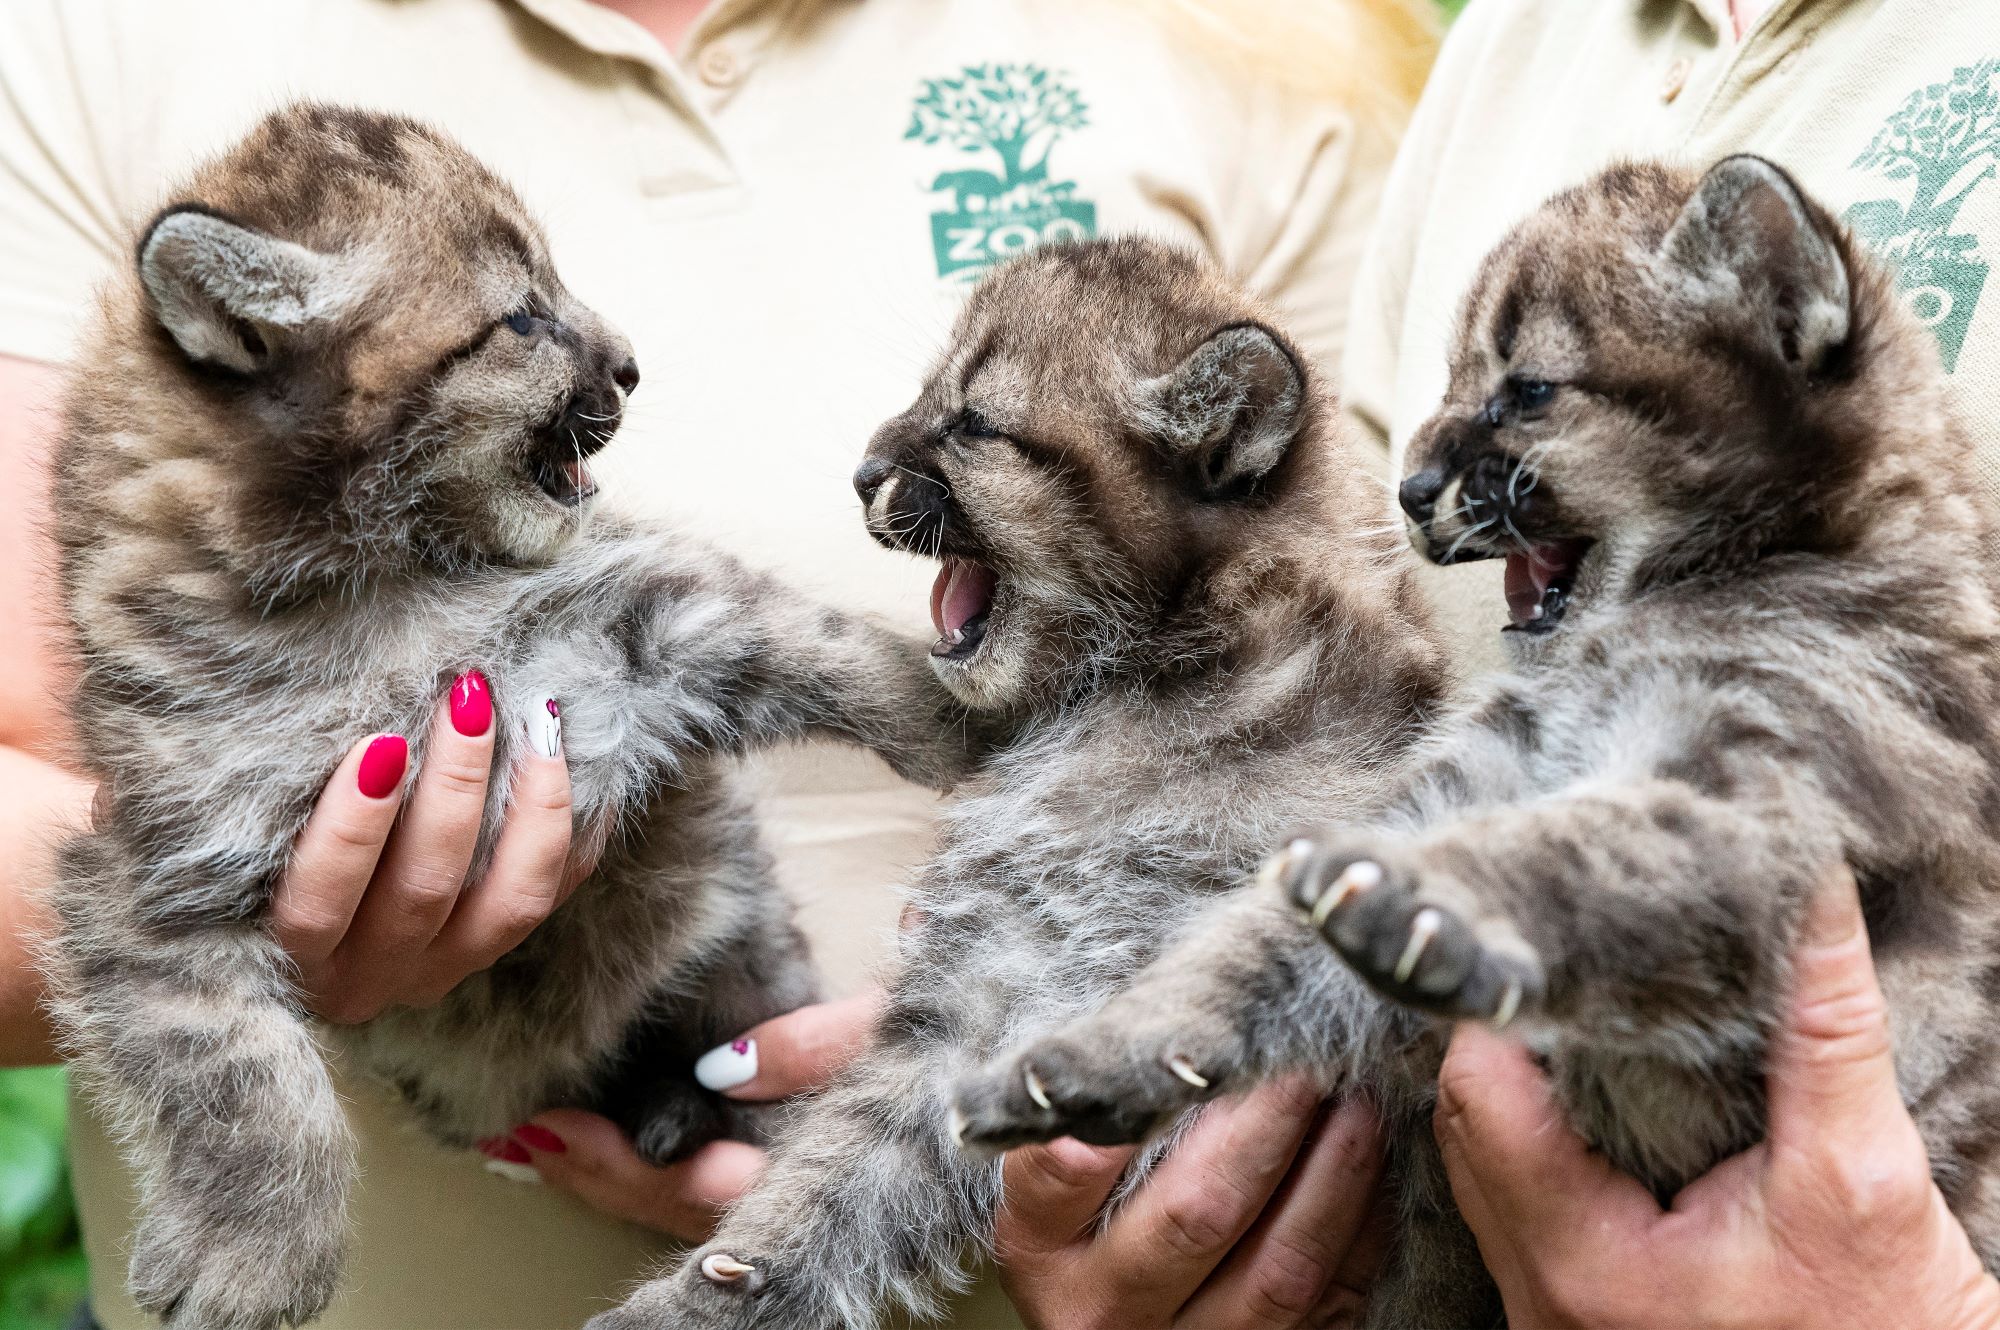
[1435,867,2000,1330]
[268,672,577,1024]
[994,1077,1389,1329]
[510,992,882,1240]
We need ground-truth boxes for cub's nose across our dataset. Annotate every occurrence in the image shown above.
[1399,469,1446,524]
[612,358,640,395]
[853,456,894,504]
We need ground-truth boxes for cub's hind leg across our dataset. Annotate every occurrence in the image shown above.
[48,832,353,1330]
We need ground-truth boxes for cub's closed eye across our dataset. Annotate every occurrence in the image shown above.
[504,309,537,336]
[953,409,1005,439]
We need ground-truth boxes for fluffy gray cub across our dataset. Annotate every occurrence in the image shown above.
[594,239,1450,1329]
[46,104,984,1330]
[956,156,2000,1326]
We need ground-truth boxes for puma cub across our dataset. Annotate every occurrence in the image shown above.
[47,104,978,1330]
[956,158,2000,1326]
[595,238,1448,1329]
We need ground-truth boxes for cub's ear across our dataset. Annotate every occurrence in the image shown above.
[1656,155,1851,370]
[1135,323,1306,497]
[137,205,356,373]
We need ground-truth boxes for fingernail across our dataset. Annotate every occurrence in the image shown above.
[529,696,562,759]
[512,1123,567,1154]
[450,670,493,737]
[356,735,408,799]
[694,1037,758,1091]
[476,1135,531,1164]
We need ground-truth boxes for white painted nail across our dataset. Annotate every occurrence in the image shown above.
[1396,908,1443,983]
[529,696,562,759]
[694,1037,758,1092]
[1311,860,1383,927]
[483,1159,542,1185]
[1167,1055,1210,1089]
[1023,1066,1052,1110]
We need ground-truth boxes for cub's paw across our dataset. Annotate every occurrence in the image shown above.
[627,1089,730,1166]
[951,1030,1222,1156]
[1263,838,1545,1027]
[586,1254,803,1330]
[131,1201,344,1330]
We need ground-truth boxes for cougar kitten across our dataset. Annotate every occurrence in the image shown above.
[48,104,981,1330]
[957,157,2000,1326]
[591,238,1449,1329]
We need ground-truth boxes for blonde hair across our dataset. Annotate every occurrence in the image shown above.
[1139,0,1442,131]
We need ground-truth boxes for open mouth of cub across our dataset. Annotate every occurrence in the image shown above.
[527,414,613,507]
[930,558,999,662]
[1502,540,1590,634]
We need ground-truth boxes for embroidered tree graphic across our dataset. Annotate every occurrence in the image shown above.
[906,64,1090,199]
[1853,59,2000,237]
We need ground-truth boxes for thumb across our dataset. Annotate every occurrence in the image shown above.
[692,991,882,1101]
[1766,865,1911,1154]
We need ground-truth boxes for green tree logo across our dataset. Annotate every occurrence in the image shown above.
[1846,59,2000,371]
[906,63,1098,282]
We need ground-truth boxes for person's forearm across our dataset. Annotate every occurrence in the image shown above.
[0,743,92,1065]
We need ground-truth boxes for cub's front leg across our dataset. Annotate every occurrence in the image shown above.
[952,890,1377,1154]
[1276,778,1830,1054]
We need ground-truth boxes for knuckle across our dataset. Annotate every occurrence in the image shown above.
[1241,1234,1334,1322]
[317,811,391,855]
[1155,1195,1236,1262]
[1816,1152,1929,1226]
[1540,1265,1616,1326]
[421,756,492,802]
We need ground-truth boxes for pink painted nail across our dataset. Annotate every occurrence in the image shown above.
[477,1135,530,1164]
[513,1123,567,1154]
[356,735,408,799]
[450,671,492,737]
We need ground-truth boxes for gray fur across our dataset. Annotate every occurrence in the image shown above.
[46,105,981,1330]
[956,159,2000,1327]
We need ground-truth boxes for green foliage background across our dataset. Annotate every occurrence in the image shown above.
[0,5,1471,1328]
[0,1067,86,1330]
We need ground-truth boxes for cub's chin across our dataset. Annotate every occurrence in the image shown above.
[925,557,1028,709]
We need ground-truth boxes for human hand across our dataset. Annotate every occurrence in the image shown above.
[505,991,881,1241]
[994,1076,1388,1329]
[268,673,577,1024]
[1435,866,2000,1330]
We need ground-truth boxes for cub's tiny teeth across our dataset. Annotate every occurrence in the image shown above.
[1396,909,1444,984]
[947,1105,969,1146]
[1310,860,1383,927]
[1023,1067,1052,1111]
[1493,977,1524,1030]
[1167,1056,1210,1089]
[701,1254,757,1283]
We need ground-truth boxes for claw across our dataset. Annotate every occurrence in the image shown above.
[1395,908,1443,983]
[1260,838,1315,891]
[1167,1055,1210,1089]
[700,1253,757,1283]
[1493,977,1523,1030]
[1309,860,1384,927]
[947,1104,969,1146]
[1023,1066,1052,1111]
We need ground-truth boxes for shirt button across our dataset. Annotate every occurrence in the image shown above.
[1661,57,1692,103]
[697,43,742,88]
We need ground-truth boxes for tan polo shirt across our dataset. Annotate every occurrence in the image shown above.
[1347,0,2000,673]
[0,1,1401,1324]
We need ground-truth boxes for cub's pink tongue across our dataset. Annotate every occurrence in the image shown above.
[929,559,997,640]
[1504,545,1567,626]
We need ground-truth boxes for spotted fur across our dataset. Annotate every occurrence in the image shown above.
[594,239,1449,1329]
[45,105,981,1330]
[956,159,2000,1327]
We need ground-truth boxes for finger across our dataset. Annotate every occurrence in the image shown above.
[1766,865,1914,1155]
[514,1109,764,1241]
[1178,1096,1387,1329]
[691,991,882,1100]
[996,1136,1139,1260]
[1098,1075,1319,1323]
[328,674,493,1014]
[417,712,575,999]
[1434,1024,1657,1246]
[270,734,408,979]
